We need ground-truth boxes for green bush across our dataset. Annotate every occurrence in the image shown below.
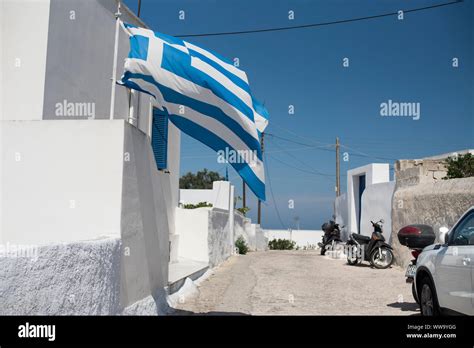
[236,206,250,216]
[235,236,249,255]
[443,153,474,179]
[268,238,296,250]
[183,201,213,209]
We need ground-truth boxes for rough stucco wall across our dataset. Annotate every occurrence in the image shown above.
[0,238,122,315]
[360,181,395,242]
[391,177,474,268]
[208,208,233,267]
[0,237,173,315]
[233,211,247,243]
[254,225,268,251]
[243,218,256,250]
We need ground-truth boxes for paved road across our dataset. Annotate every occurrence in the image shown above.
[174,250,419,315]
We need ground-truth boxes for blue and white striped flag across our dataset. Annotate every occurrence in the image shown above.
[118,23,267,200]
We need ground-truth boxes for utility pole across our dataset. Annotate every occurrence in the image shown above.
[336,137,340,197]
[137,0,142,17]
[258,132,265,225]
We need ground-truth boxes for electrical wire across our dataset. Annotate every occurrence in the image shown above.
[175,1,463,37]
[264,153,287,229]
[269,138,337,179]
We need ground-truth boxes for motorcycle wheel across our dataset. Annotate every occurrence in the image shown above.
[347,245,359,265]
[370,248,394,269]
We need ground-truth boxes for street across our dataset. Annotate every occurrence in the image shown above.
[173,250,419,315]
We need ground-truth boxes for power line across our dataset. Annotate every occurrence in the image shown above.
[340,144,398,162]
[267,154,337,178]
[264,153,287,229]
[175,1,463,37]
[266,133,335,151]
[270,121,332,147]
[269,138,337,179]
[267,132,399,162]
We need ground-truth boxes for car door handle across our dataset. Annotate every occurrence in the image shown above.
[462,257,471,265]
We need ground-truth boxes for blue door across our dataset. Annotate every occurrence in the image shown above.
[151,108,168,170]
[358,174,366,233]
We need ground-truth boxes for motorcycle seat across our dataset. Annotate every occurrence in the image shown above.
[352,233,371,242]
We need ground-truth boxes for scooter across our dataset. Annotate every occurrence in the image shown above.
[397,224,436,304]
[318,219,343,255]
[346,219,394,269]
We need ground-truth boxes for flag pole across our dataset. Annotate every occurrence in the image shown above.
[257,132,265,225]
[109,1,122,120]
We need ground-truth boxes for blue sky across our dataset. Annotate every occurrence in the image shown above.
[124,0,473,229]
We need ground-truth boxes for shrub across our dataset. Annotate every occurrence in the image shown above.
[268,238,296,250]
[235,236,249,255]
[183,202,212,209]
[236,206,250,216]
[443,153,474,179]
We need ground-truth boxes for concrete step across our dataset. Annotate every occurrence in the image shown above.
[168,258,209,294]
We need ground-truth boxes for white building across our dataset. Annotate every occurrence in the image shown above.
[1,0,182,314]
[335,163,394,242]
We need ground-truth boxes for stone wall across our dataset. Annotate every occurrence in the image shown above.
[395,159,447,187]
[391,176,474,268]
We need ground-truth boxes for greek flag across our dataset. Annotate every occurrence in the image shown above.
[118,23,267,200]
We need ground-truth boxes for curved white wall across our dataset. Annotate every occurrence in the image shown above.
[359,181,395,242]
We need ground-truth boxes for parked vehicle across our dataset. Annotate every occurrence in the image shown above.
[346,219,394,269]
[397,224,436,304]
[412,206,474,315]
[318,219,342,255]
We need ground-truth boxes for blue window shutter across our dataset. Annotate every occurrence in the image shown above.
[151,108,168,170]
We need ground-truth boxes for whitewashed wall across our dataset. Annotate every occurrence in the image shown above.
[334,193,348,240]
[359,181,395,242]
[0,120,174,312]
[346,163,390,234]
[1,0,50,121]
[265,230,324,248]
[120,123,171,307]
[175,207,235,266]
[180,181,234,210]
[175,207,211,263]
[0,120,124,244]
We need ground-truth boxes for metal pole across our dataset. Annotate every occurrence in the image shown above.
[336,137,340,197]
[137,0,142,17]
[258,132,265,225]
[242,182,246,209]
[109,1,122,120]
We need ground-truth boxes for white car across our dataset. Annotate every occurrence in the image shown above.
[414,206,474,315]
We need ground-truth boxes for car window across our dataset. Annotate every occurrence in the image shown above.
[450,211,474,246]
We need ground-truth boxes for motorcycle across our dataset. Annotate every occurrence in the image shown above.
[346,219,394,269]
[318,219,343,255]
[397,224,436,304]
